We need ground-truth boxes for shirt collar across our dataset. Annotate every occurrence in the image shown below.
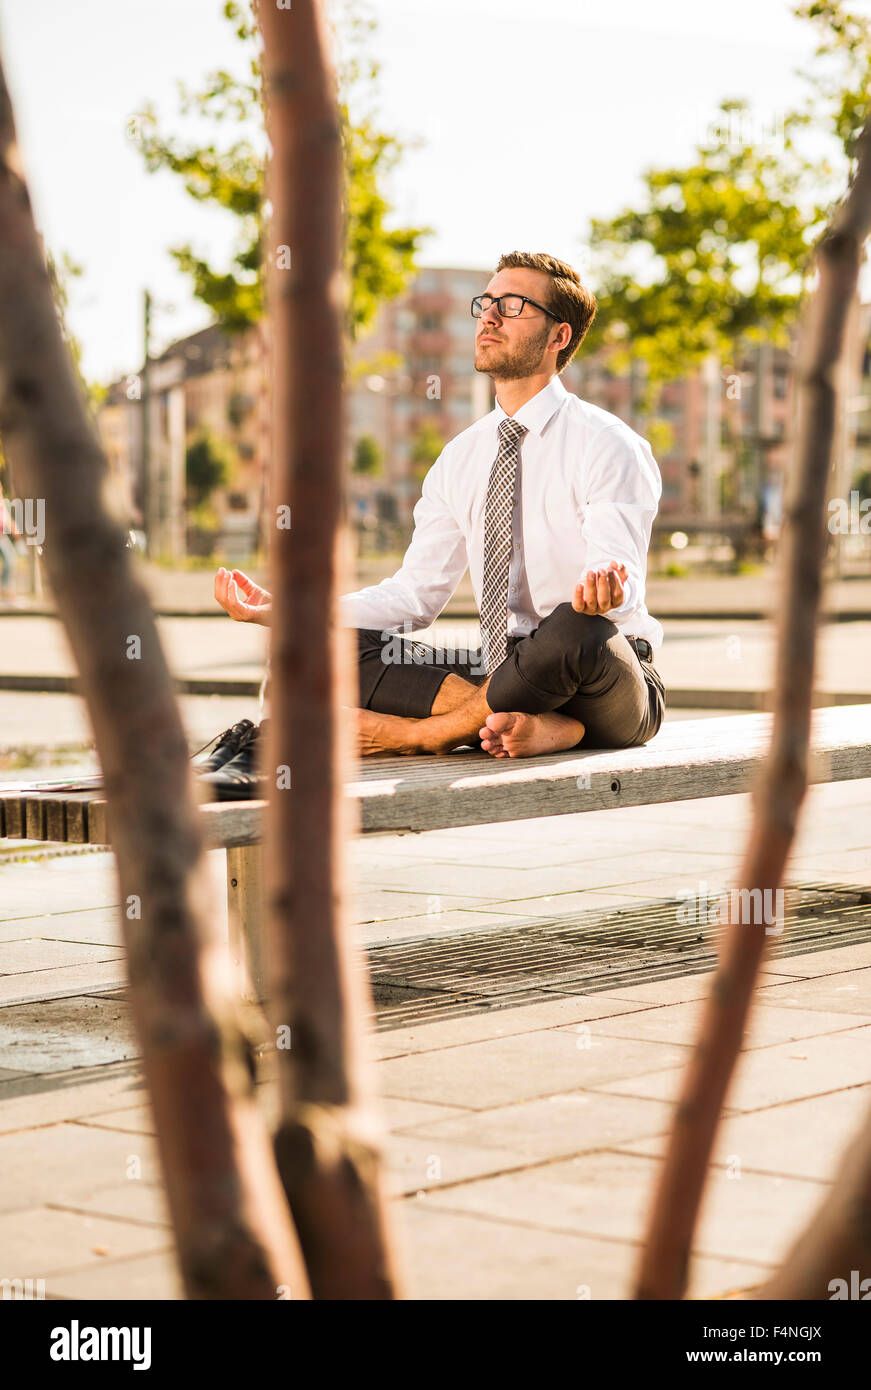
[492,375,568,439]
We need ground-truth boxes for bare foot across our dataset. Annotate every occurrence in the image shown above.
[478,710,585,759]
[357,708,423,756]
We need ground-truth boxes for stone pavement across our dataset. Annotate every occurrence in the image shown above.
[1,775,869,1299]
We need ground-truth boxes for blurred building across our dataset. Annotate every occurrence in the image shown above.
[97,322,268,562]
[97,270,871,562]
[348,266,494,531]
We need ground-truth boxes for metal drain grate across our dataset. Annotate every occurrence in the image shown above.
[369,881,871,1030]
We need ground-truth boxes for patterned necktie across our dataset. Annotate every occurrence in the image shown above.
[479,417,527,672]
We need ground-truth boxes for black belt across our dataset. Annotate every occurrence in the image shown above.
[627,636,654,663]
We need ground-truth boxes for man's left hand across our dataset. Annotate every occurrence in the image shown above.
[572,561,628,615]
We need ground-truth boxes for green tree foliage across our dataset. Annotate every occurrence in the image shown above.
[795,1,871,162]
[352,434,382,475]
[186,429,234,507]
[588,100,831,386]
[130,0,429,339]
[409,419,444,482]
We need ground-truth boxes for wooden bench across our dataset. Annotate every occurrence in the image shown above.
[2,704,869,995]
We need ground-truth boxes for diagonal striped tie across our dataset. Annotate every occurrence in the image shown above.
[479,417,527,673]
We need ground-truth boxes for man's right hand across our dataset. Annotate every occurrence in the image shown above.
[214,567,272,625]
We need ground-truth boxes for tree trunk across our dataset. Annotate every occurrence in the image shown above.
[0,44,308,1301]
[635,119,871,1301]
[260,0,400,1299]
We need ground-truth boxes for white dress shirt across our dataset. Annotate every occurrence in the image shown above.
[340,374,664,650]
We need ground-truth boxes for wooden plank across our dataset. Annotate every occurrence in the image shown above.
[226,844,265,1002]
[1,795,26,838]
[87,799,110,846]
[5,707,868,850]
[25,796,47,841]
[43,796,68,843]
[195,706,871,840]
[200,801,267,849]
[62,795,93,844]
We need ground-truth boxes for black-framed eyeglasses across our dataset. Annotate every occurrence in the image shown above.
[471,293,562,322]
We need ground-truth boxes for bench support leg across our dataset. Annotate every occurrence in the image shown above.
[226,844,266,1003]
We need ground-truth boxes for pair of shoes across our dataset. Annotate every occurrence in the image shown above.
[199,720,269,802]
[192,719,256,774]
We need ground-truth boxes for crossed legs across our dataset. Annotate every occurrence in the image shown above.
[354,604,663,759]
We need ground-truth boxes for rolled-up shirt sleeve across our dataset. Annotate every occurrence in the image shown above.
[579,424,661,622]
[339,448,468,633]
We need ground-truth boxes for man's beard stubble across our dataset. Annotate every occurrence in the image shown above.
[474,322,551,380]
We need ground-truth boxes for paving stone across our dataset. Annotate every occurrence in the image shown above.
[757,969,871,1014]
[377,1029,692,1109]
[564,1000,871,1050]
[763,944,871,976]
[373,993,647,1057]
[0,1204,168,1276]
[385,1132,532,1196]
[46,1249,181,1301]
[618,1084,871,1182]
[0,857,119,918]
[376,853,740,902]
[0,1122,160,1213]
[396,1089,673,1162]
[353,887,501,924]
[75,1105,155,1136]
[378,1096,470,1129]
[0,962,128,1008]
[0,1061,147,1135]
[0,939,124,975]
[421,1149,823,1267]
[400,1202,768,1300]
[356,907,544,947]
[468,888,663,917]
[48,1180,170,1227]
[0,910,123,947]
[588,969,794,1007]
[0,995,136,1072]
[595,1024,871,1110]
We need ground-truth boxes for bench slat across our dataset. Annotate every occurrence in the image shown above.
[24,796,47,840]
[1,795,25,838]
[2,706,869,844]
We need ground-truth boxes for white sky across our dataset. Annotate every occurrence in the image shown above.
[0,0,868,384]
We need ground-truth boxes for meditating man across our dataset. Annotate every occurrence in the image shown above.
[214,250,665,762]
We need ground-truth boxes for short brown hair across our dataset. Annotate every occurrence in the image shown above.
[495,251,596,372]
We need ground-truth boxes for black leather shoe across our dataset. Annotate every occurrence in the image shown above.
[199,720,268,801]
[193,719,255,775]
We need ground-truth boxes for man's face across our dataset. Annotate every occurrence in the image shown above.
[473,268,560,380]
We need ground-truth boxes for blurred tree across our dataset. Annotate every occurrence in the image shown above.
[352,434,382,475]
[130,0,429,339]
[186,428,234,508]
[409,419,444,482]
[795,1,871,164]
[588,99,830,389]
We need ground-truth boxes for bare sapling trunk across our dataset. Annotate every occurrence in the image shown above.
[260,0,400,1299]
[0,46,308,1299]
[635,119,871,1300]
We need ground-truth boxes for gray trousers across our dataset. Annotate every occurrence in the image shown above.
[356,603,666,750]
